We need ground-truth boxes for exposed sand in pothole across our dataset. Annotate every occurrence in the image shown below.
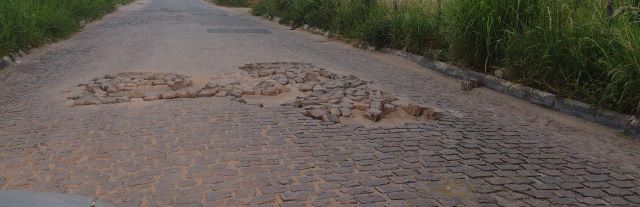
[341,108,432,128]
[243,86,310,108]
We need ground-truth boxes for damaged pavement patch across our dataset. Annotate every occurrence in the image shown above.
[65,63,441,126]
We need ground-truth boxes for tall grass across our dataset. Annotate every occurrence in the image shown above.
[357,1,393,48]
[589,1,640,113]
[251,0,640,115]
[252,0,287,19]
[302,0,337,30]
[444,0,541,71]
[334,0,371,38]
[498,0,640,113]
[390,0,443,56]
[503,2,610,105]
[279,0,307,27]
[0,0,131,57]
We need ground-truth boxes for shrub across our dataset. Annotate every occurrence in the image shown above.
[251,0,269,15]
[279,0,307,27]
[252,0,288,18]
[303,0,337,30]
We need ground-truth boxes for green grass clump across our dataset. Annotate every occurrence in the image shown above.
[499,1,640,113]
[334,0,371,38]
[251,0,287,18]
[444,0,540,71]
[252,0,336,30]
[0,0,131,57]
[357,1,393,49]
[279,0,307,27]
[503,1,610,105]
[302,0,336,30]
[602,20,640,113]
[390,0,444,56]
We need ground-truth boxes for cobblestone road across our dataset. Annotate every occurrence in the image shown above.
[1,0,640,206]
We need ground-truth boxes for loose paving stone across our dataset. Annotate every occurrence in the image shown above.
[279,191,307,201]
[549,197,578,205]
[523,198,551,207]
[625,195,640,203]
[356,194,387,204]
[387,192,418,200]
[68,72,195,105]
[575,188,607,198]
[205,191,231,202]
[461,78,480,91]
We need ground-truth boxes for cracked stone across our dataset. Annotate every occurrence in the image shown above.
[280,192,307,201]
[143,95,159,101]
[306,109,327,120]
[161,92,176,99]
[338,108,352,117]
[356,194,386,204]
[277,77,289,85]
[353,102,369,110]
[323,114,340,123]
[383,103,396,114]
[304,73,320,82]
[365,108,383,122]
[229,88,244,98]
[261,89,279,96]
[174,89,194,98]
[258,70,275,77]
[216,90,229,97]
[198,89,218,97]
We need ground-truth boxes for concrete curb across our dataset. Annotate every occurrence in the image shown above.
[278,21,640,137]
[379,48,639,137]
[0,50,26,71]
[0,56,11,70]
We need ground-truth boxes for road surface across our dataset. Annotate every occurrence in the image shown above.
[1,0,639,206]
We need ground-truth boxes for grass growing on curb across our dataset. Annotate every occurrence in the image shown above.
[0,0,132,57]
[390,0,444,57]
[251,0,640,115]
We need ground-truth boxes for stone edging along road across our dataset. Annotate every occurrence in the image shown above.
[382,48,640,137]
[255,15,640,138]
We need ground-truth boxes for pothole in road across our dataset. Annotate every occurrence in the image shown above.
[240,62,441,126]
[206,28,272,34]
[65,62,440,126]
